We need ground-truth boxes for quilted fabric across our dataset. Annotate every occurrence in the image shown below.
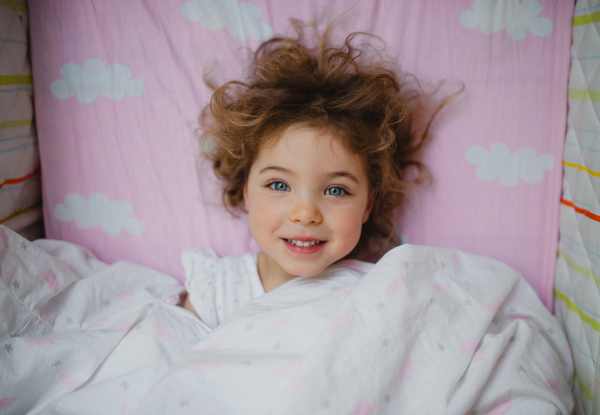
[28,1,572,308]
[0,1,41,231]
[554,1,600,414]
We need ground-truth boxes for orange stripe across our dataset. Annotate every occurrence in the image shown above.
[561,198,600,223]
[0,169,40,190]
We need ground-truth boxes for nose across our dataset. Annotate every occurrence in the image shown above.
[288,198,323,226]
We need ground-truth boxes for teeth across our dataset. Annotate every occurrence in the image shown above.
[286,239,322,247]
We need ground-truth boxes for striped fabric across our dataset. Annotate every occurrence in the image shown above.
[0,0,41,231]
[555,1,600,413]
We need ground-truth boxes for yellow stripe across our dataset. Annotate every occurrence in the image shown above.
[563,161,600,178]
[0,119,31,129]
[558,250,600,285]
[0,0,27,13]
[574,372,594,402]
[573,11,600,26]
[0,75,33,86]
[0,205,35,224]
[568,89,600,101]
[555,288,600,332]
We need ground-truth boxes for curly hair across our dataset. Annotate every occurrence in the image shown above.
[199,20,455,260]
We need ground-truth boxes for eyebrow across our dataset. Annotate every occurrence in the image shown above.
[259,165,359,184]
[259,165,293,175]
[324,171,360,184]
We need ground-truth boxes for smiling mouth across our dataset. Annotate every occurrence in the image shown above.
[284,239,324,247]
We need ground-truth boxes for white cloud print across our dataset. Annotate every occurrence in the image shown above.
[54,193,146,237]
[182,0,273,42]
[460,0,553,40]
[465,142,553,186]
[50,59,144,104]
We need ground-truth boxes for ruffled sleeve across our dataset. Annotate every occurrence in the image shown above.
[181,247,220,329]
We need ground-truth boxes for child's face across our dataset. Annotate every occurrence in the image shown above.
[244,125,373,281]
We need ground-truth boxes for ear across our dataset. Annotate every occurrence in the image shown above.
[362,194,374,224]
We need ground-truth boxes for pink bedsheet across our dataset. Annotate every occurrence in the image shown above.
[28,1,573,308]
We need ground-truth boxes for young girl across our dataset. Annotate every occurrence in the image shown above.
[182,21,448,327]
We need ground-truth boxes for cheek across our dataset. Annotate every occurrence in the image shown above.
[247,193,280,231]
[329,206,366,241]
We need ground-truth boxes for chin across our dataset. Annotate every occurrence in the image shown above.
[283,263,326,278]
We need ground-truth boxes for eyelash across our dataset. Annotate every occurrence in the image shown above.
[267,180,290,192]
[266,180,350,196]
[325,186,349,197]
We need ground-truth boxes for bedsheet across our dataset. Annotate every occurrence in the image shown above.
[28,1,574,309]
[0,225,573,414]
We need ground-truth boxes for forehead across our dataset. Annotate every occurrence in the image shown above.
[255,125,365,171]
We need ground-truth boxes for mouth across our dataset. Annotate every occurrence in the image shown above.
[284,238,324,247]
[282,238,327,254]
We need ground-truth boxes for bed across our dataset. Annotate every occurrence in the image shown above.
[0,0,597,414]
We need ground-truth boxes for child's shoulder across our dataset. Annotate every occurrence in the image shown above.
[181,247,258,280]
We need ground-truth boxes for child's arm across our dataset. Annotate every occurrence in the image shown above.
[181,292,199,318]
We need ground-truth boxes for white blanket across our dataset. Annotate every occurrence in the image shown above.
[0,225,573,414]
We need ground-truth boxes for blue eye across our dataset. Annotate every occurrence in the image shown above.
[325,186,347,196]
[269,181,290,192]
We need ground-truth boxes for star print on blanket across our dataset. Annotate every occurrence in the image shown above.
[0,226,573,414]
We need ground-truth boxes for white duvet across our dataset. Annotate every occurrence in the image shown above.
[0,225,573,414]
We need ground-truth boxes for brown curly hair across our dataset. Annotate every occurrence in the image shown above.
[199,20,455,260]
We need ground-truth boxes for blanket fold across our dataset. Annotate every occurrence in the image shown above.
[0,226,573,414]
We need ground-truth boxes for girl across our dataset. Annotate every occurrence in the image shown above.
[182,21,450,326]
